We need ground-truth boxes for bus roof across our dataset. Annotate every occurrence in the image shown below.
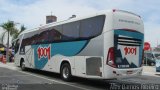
[19,9,141,36]
[19,10,110,35]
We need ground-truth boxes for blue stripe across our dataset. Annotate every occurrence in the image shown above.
[32,40,88,69]
[114,30,144,40]
[51,40,88,56]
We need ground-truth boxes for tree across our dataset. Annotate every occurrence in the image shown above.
[0,20,18,62]
[12,25,26,40]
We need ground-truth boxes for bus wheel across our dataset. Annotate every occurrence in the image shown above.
[60,63,72,81]
[20,60,26,71]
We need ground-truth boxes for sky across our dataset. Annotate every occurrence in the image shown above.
[0,0,160,47]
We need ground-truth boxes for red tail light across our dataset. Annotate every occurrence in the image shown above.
[106,47,116,68]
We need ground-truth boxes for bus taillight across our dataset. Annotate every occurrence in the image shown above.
[106,47,116,68]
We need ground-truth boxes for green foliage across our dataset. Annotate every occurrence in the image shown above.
[0,20,26,44]
[0,21,17,45]
[0,20,18,61]
[12,24,26,40]
[0,20,18,36]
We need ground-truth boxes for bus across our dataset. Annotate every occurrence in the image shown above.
[14,9,144,81]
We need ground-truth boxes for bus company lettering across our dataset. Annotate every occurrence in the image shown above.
[124,47,136,55]
[37,46,51,60]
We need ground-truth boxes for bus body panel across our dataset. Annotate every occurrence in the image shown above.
[103,10,144,79]
[16,35,104,78]
[14,10,144,80]
[103,31,114,79]
[113,10,144,33]
[74,56,86,77]
[14,34,24,66]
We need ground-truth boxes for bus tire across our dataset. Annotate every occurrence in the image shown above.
[60,63,72,81]
[20,59,26,71]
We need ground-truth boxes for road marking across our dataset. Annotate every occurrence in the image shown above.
[0,63,90,90]
[0,75,29,78]
[17,70,90,90]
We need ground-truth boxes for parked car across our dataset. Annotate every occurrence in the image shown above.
[155,53,160,72]
[143,52,155,66]
[143,57,155,66]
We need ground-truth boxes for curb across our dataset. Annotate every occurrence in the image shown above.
[142,71,160,77]
[0,62,18,70]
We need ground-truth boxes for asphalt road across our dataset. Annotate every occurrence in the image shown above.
[0,64,160,90]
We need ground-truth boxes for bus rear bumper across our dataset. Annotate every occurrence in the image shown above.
[103,67,143,79]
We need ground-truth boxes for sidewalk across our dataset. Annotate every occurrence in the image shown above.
[142,66,160,76]
[0,62,18,70]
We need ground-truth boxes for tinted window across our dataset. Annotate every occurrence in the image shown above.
[62,21,80,40]
[47,26,62,43]
[15,35,23,54]
[21,15,105,45]
[15,39,20,54]
[53,25,63,33]
[38,30,49,44]
[22,31,39,46]
[22,26,63,45]
[80,15,105,38]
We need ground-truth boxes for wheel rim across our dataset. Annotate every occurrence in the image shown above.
[62,67,69,79]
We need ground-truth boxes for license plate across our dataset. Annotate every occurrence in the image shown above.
[127,71,133,74]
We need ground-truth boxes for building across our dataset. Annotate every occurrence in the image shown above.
[0,27,12,48]
[46,15,57,24]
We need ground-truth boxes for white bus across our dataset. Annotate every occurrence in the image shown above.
[14,9,144,81]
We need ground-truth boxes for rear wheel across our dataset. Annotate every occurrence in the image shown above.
[20,60,26,71]
[60,63,72,81]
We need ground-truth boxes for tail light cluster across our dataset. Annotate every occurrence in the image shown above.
[106,47,116,68]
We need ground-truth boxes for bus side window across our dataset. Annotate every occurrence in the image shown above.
[80,15,105,39]
[15,39,20,54]
[62,21,80,41]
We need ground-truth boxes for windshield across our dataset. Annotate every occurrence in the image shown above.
[155,54,160,59]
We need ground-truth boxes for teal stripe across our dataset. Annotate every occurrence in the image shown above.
[114,30,144,40]
[32,40,88,69]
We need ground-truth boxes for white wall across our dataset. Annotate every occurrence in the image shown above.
[0,27,12,47]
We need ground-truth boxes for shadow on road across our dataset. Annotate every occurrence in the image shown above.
[24,68,111,90]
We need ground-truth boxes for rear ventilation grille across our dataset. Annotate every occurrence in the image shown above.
[117,37,142,46]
